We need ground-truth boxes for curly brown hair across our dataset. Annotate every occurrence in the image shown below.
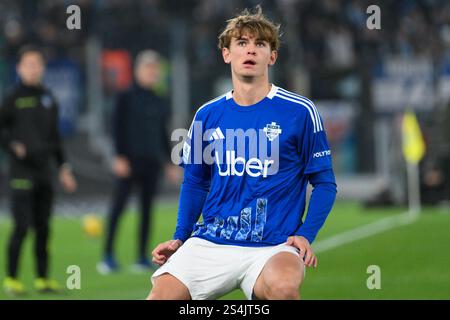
[218,6,281,51]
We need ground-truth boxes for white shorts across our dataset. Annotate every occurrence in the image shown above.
[151,237,301,300]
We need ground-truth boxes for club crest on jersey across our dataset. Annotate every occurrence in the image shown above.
[263,122,282,141]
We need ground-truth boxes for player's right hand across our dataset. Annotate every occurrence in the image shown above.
[113,156,131,178]
[152,239,183,266]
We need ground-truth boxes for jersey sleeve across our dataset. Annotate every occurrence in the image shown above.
[180,110,211,189]
[298,106,333,175]
[173,110,211,241]
[295,168,337,243]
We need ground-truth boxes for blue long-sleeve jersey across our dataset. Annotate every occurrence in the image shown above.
[174,85,337,246]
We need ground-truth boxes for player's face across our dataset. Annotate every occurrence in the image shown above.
[17,52,45,86]
[222,32,277,80]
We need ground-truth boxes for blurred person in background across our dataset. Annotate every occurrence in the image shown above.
[422,100,450,205]
[0,45,77,296]
[97,50,179,274]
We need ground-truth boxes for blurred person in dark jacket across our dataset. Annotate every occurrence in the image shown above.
[422,101,450,204]
[0,45,77,296]
[97,50,179,274]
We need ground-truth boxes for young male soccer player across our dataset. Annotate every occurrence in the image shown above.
[148,7,337,300]
[0,46,77,295]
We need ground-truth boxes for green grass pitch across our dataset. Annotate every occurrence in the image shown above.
[0,201,449,300]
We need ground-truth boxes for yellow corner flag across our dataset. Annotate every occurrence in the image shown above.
[402,111,425,164]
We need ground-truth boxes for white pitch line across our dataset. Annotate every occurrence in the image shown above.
[313,212,419,254]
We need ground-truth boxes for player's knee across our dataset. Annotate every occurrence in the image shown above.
[146,290,159,300]
[147,274,191,300]
[146,284,168,300]
[266,278,300,300]
[146,285,169,300]
[270,282,299,300]
[147,287,190,300]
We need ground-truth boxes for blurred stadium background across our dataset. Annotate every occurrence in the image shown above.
[0,0,449,300]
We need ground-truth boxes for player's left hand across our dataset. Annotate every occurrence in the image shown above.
[286,236,318,268]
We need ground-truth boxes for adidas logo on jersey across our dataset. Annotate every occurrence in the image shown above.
[208,127,225,141]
